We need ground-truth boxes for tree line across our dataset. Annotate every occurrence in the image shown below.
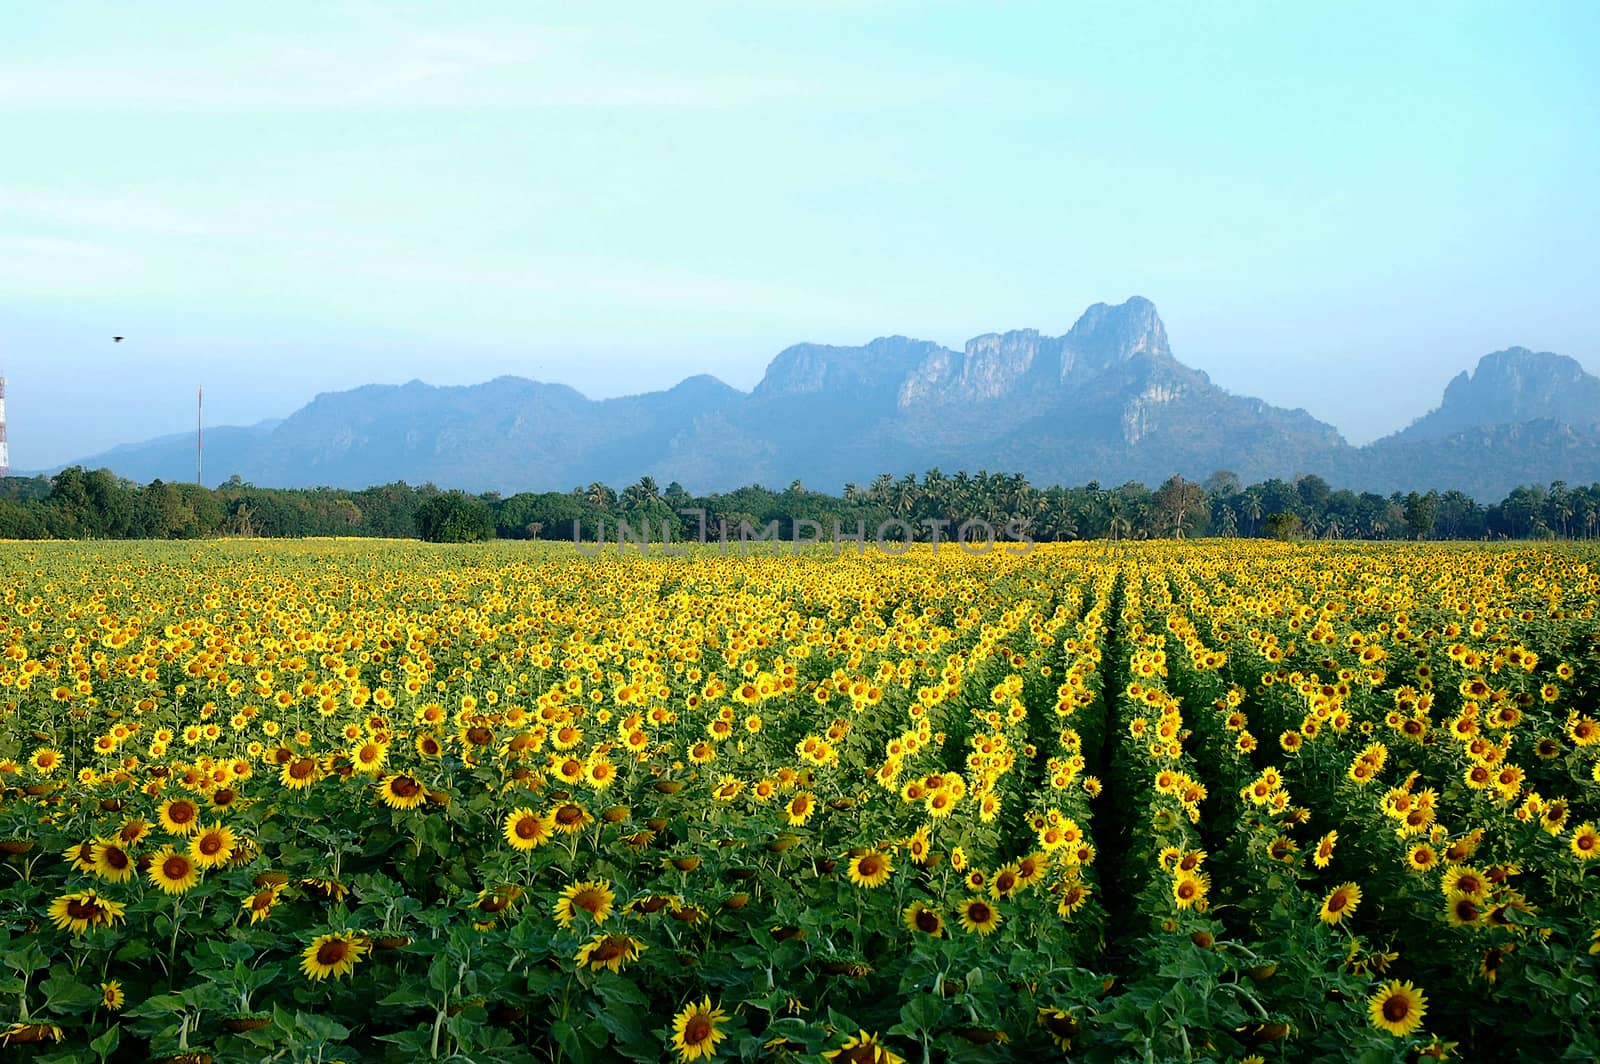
[1,467,1597,544]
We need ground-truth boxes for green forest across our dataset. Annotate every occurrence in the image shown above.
[1,467,1596,544]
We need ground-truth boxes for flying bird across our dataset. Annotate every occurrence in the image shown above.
[112,336,124,343]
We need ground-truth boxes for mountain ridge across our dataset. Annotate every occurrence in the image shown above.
[31,299,1600,500]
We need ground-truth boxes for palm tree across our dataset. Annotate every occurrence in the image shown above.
[1242,493,1263,536]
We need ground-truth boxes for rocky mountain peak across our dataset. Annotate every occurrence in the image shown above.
[1396,347,1600,441]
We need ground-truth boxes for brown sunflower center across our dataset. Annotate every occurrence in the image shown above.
[199,834,224,856]
[574,889,605,914]
[555,804,583,826]
[968,902,992,922]
[289,759,316,779]
[169,802,196,824]
[514,817,541,840]
[1382,996,1411,1023]
[684,1016,713,1044]
[66,898,102,919]
[317,940,350,965]
[162,855,191,880]
[915,909,940,933]
[858,855,884,877]
[102,847,129,869]
[591,939,627,962]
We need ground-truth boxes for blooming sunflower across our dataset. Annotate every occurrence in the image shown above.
[47,889,127,935]
[146,847,200,895]
[1368,979,1427,1037]
[551,802,593,835]
[242,884,283,924]
[1056,879,1092,919]
[1569,822,1600,861]
[785,792,816,826]
[574,932,647,973]
[847,852,893,889]
[299,932,370,981]
[1444,889,1482,926]
[956,897,1001,935]
[669,996,728,1062]
[90,840,136,884]
[189,822,238,869]
[1319,882,1361,925]
[117,818,152,846]
[1405,844,1437,873]
[376,773,429,810]
[503,807,555,851]
[1172,872,1210,910]
[61,839,96,873]
[1312,830,1337,869]
[902,901,944,937]
[279,756,321,790]
[158,797,201,836]
[555,880,615,929]
[100,980,124,1011]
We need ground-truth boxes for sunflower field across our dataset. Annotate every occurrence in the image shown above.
[2,538,1599,1063]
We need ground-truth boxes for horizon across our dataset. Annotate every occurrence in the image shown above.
[4,2,1597,468]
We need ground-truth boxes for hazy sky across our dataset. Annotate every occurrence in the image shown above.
[3,1,1596,469]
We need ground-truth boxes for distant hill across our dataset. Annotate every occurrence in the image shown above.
[44,300,1600,499]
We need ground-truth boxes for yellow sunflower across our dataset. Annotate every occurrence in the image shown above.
[1569,823,1600,861]
[502,807,555,851]
[189,822,238,869]
[1312,830,1337,869]
[902,901,944,937]
[47,889,127,935]
[1172,872,1210,910]
[242,884,283,924]
[573,932,647,973]
[1318,882,1361,925]
[376,773,429,810]
[669,996,728,1062]
[89,840,136,884]
[554,880,615,929]
[847,851,893,889]
[157,797,202,837]
[956,897,1001,935]
[551,802,593,835]
[1367,979,1427,1037]
[299,932,370,981]
[146,847,200,895]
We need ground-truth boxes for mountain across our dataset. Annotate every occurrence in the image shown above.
[1393,347,1600,441]
[40,300,1600,499]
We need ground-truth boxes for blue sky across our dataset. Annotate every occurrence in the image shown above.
[2,1,1596,469]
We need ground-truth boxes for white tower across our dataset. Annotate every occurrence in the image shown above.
[0,377,10,478]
